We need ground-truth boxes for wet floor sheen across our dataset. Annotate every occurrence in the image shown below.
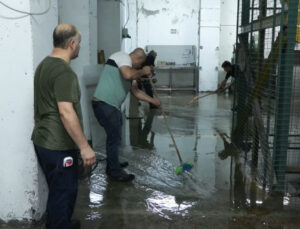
[74,93,300,229]
[2,93,300,229]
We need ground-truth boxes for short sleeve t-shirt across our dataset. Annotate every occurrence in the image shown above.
[93,52,133,109]
[31,56,83,151]
[109,52,132,68]
[225,64,241,80]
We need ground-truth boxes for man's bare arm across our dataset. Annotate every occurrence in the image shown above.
[216,78,228,92]
[58,102,96,167]
[120,66,152,80]
[131,82,161,107]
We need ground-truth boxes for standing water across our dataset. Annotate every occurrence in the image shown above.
[1,93,299,229]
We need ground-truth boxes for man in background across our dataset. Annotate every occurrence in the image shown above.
[32,24,96,229]
[216,61,239,93]
[217,60,247,114]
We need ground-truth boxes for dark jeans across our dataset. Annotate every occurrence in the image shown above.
[92,101,122,176]
[34,145,78,229]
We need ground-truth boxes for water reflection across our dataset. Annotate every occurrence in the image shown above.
[130,109,156,149]
[146,191,195,220]
[215,126,294,216]
[74,94,300,228]
[2,94,300,229]
[96,181,134,229]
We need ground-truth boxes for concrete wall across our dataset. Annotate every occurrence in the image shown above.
[0,0,58,222]
[200,0,237,90]
[136,0,200,47]
[198,0,222,91]
[120,0,127,51]
[123,0,138,53]
[98,0,122,58]
[123,0,237,91]
[218,0,238,82]
[58,0,98,140]
[124,0,199,53]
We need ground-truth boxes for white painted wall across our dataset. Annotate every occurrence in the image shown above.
[0,0,58,222]
[123,0,237,91]
[218,0,238,82]
[198,0,221,91]
[124,0,199,53]
[137,0,199,47]
[58,0,98,140]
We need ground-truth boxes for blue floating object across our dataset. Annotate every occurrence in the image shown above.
[175,162,194,175]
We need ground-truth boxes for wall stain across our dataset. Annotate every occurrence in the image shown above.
[172,16,179,24]
[141,5,160,17]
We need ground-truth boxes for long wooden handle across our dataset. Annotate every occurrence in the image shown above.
[161,110,183,164]
[187,82,234,105]
[187,93,214,105]
[149,78,184,164]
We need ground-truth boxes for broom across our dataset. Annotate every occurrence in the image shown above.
[149,77,194,175]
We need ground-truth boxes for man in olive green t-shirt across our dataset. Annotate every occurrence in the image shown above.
[31,24,96,229]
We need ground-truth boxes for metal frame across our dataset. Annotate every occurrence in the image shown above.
[155,65,199,93]
[272,0,298,192]
[233,0,299,195]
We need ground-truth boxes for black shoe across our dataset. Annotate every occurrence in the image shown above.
[70,219,81,229]
[120,161,129,168]
[106,162,129,175]
[108,171,135,182]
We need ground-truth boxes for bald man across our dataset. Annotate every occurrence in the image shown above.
[31,24,96,229]
[92,49,161,182]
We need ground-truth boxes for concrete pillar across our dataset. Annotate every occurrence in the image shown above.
[198,0,221,91]
[58,0,98,140]
[218,0,238,83]
[0,0,58,222]
[97,0,123,57]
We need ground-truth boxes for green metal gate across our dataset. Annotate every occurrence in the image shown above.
[232,0,300,200]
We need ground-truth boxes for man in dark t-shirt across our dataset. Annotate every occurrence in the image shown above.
[217,61,242,92]
[218,60,248,126]
[32,24,96,229]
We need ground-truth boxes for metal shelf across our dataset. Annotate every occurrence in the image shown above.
[154,65,199,93]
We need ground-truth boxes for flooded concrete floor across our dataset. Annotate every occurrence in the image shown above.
[2,92,300,229]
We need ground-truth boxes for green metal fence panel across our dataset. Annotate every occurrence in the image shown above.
[232,0,300,205]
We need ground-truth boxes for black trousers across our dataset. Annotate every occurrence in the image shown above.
[34,144,78,229]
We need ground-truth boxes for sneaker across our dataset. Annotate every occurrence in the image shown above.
[120,161,129,168]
